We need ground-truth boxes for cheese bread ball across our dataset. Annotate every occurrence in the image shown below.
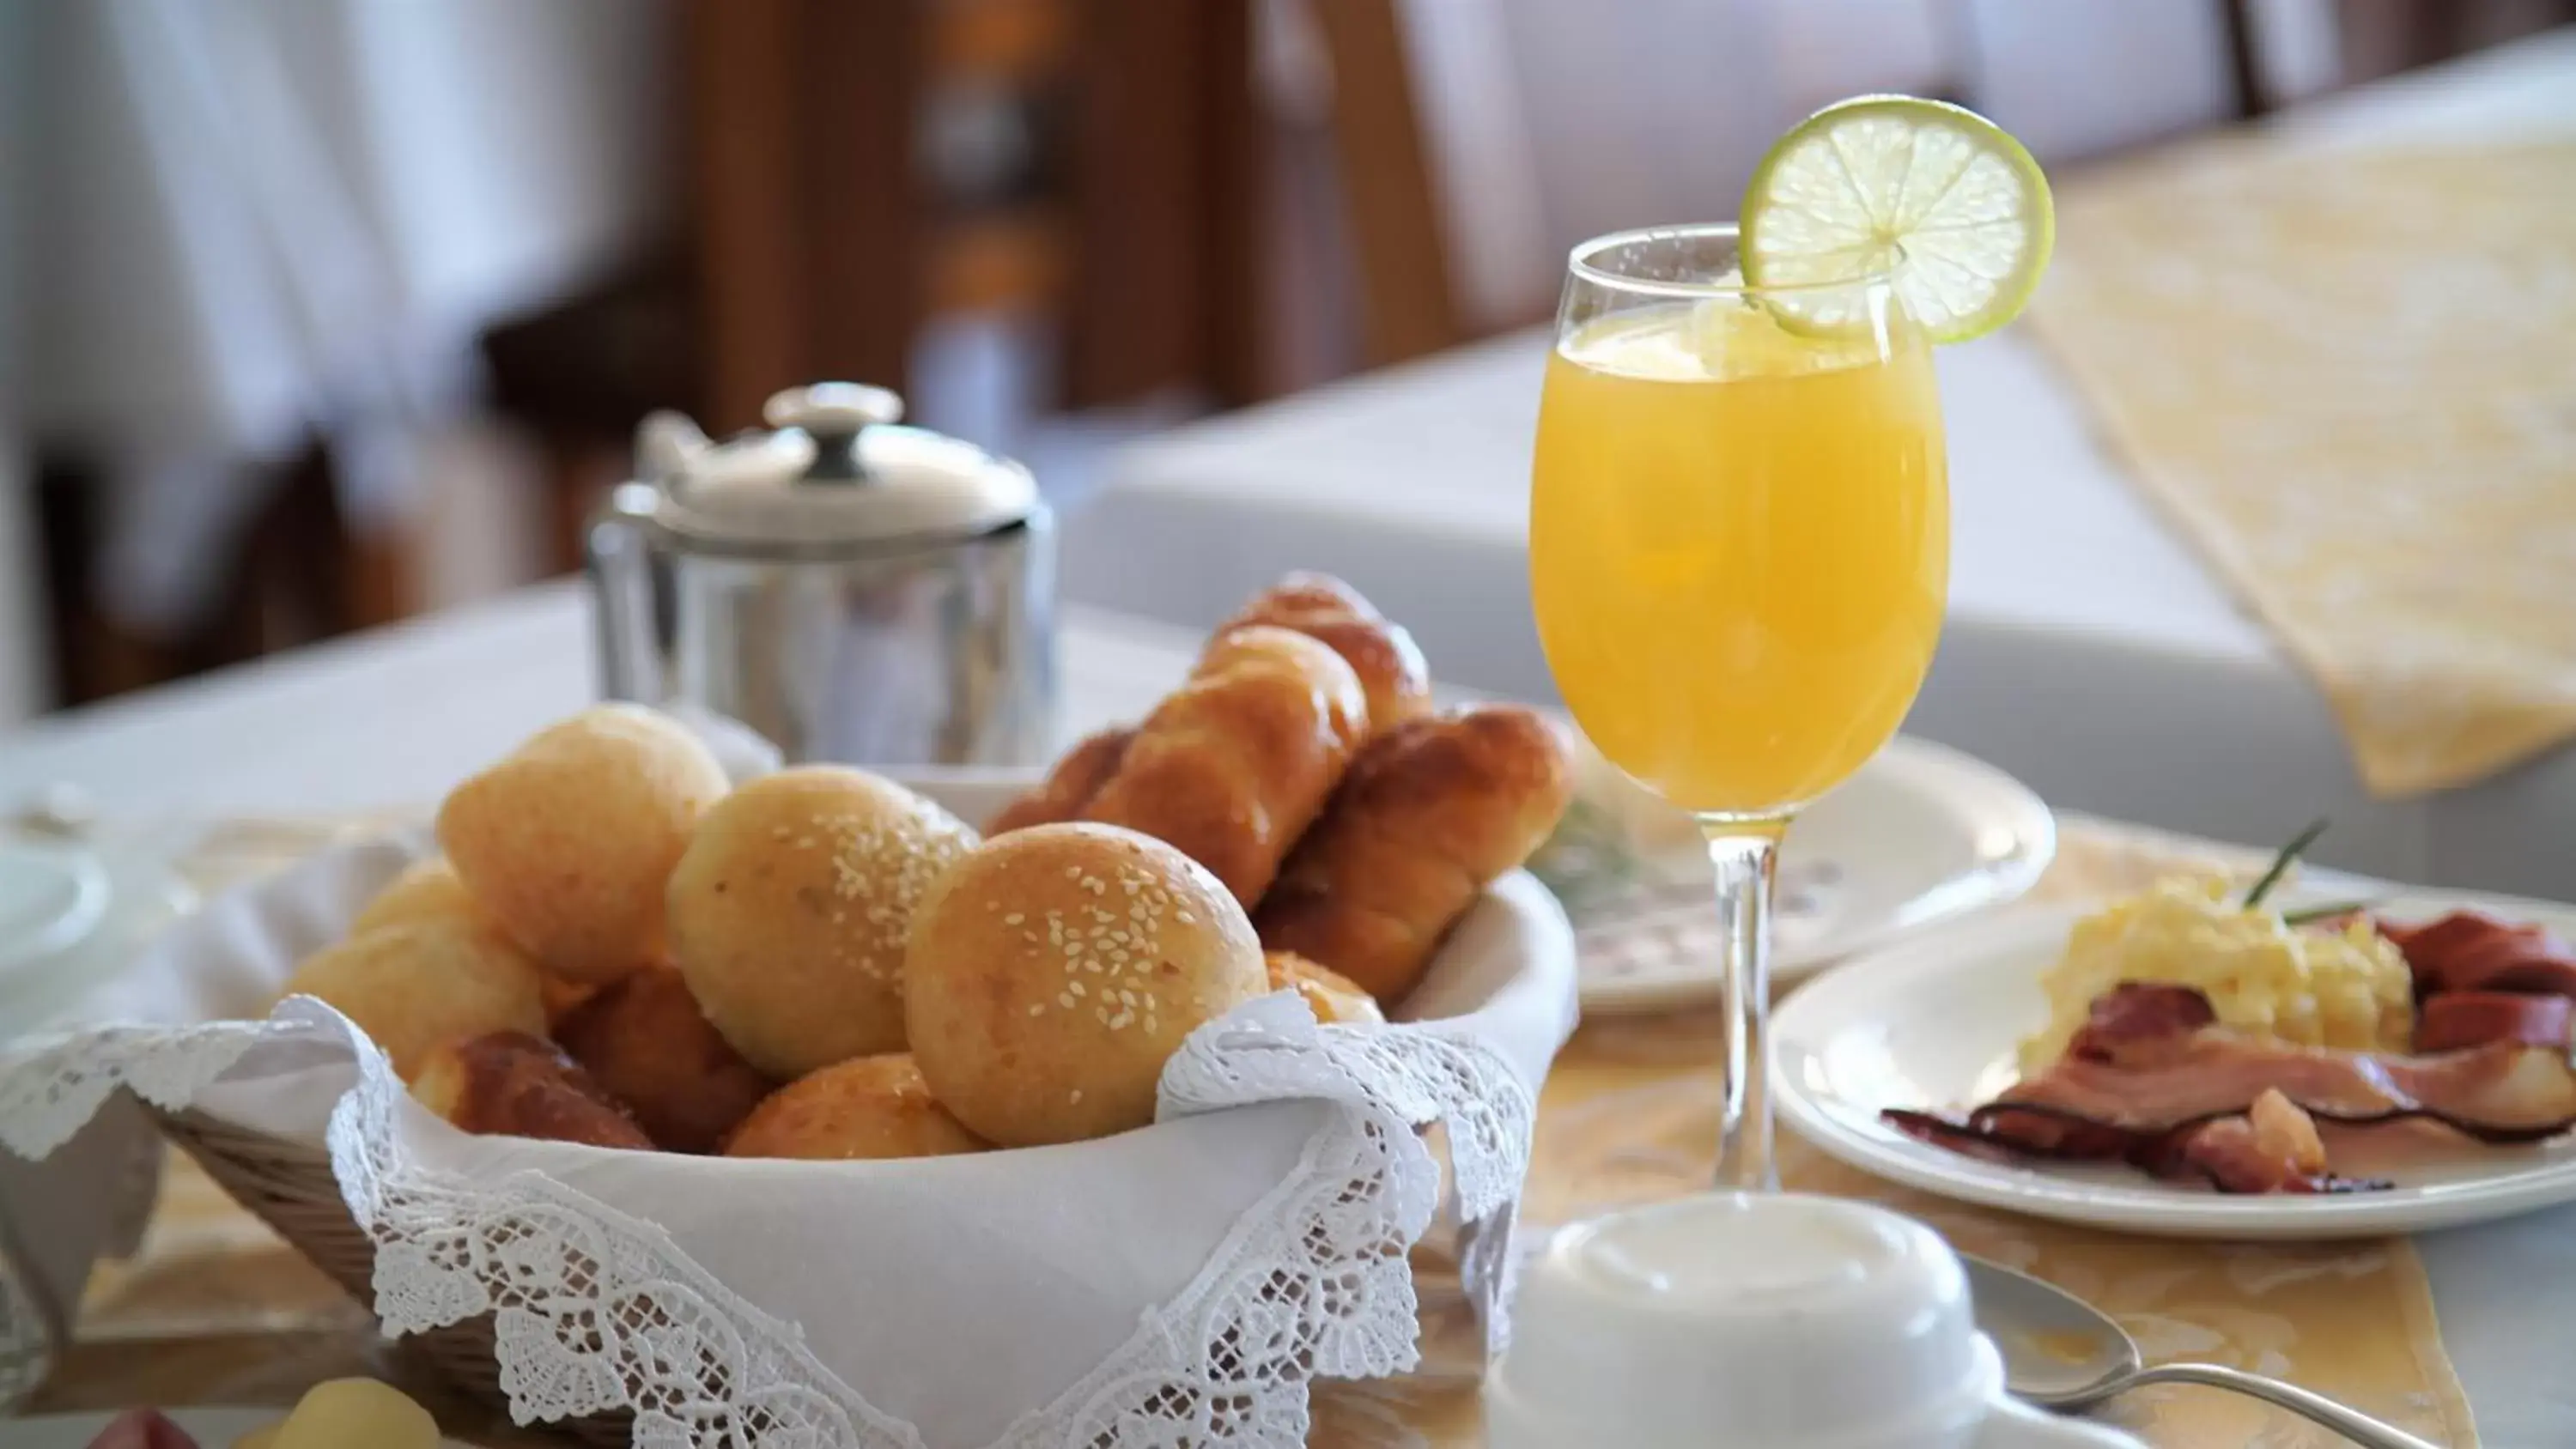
[906,823,1265,1147]
[668,767,978,1078]
[436,705,729,985]
[350,857,479,937]
[1266,950,1386,1028]
[281,919,546,1082]
[722,1053,986,1161]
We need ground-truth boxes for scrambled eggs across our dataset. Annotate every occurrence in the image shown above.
[2022,876,2415,1072]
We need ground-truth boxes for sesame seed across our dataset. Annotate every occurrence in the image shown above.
[1058,992,1076,1009]
[1176,910,1196,925]
[1003,912,1025,925]
[1066,866,1083,880]
[1069,1089,1084,1105]
[1069,981,1087,997]
[1028,1003,1046,1017]
[1145,1016,1159,1034]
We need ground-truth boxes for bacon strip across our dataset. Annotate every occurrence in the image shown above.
[2416,991,2574,1054]
[2382,911,2576,1000]
[1886,983,2576,1194]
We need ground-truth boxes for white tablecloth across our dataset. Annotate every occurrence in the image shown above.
[1062,32,2576,900]
[0,582,1192,820]
[0,581,2570,1440]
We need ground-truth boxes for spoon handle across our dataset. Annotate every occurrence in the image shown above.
[2128,1363,2442,1449]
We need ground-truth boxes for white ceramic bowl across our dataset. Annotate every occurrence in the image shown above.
[1486,1194,2140,1449]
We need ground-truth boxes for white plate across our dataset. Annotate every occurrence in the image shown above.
[1773,886,2576,1240]
[0,1405,477,1447]
[1529,737,2055,1012]
[0,837,195,1036]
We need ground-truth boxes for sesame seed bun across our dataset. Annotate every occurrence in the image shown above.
[904,822,1265,1147]
[668,767,977,1078]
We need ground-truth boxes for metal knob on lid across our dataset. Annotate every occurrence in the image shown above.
[764,383,904,481]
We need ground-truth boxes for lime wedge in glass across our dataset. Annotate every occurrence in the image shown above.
[1740,95,2053,342]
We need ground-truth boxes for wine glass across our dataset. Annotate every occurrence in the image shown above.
[1530,224,1948,1189]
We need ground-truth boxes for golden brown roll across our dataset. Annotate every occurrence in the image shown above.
[988,726,1135,835]
[722,1053,987,1161]
[668,766,977,1078]
[1266,950,1386,1027]
[906,823,1266,1146]
[350,857,479,937]
[411,1031,654,1150]
[1255,706,1574,1003]
[1081,626,1367,906]
[281,919,548,1082]
[349,857,615,1025]
[554,967,777,1153]
[1214,573,1431,737]
[436,705,730,985]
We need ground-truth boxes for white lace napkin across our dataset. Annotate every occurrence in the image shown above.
[0,822,1574,1447]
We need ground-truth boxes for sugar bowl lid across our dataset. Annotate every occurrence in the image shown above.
[635,383,1039,554]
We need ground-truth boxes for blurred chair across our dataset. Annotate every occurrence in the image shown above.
[493,0,1269,573]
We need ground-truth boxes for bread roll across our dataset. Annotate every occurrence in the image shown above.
[412,1031,653,1149]
[555,967,776,1153]
[988,726,1134,834]
[1214,573,1431,737]
[906,823,1266,1146]
[669,767,977,1078]
[282,919,547,1082]
[722,1053,986,1161]
[349,857,608,1025]
[1255,706,1573,1003]
[350,857,477,937]
[1081,626,1367,906]
[1267,950,1385,1027]
[436,705,730,985]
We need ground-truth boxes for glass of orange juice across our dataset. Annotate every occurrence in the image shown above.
[1532,224,1947,1189]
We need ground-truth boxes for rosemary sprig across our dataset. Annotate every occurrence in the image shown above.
[2242,817,2329,910]
[2283,899,2379,926]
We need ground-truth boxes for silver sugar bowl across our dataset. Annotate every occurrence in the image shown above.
[586,383,1055,766]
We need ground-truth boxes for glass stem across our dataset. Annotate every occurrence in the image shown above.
[1701,816,1788,1192]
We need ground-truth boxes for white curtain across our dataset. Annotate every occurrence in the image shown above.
[9,0,671,640]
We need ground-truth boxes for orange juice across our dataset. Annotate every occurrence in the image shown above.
[1530,301,1947,814]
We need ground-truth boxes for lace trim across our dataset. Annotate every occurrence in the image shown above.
[0,993,1534,1447]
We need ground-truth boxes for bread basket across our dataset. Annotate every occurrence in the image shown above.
[0,772,1577,1449]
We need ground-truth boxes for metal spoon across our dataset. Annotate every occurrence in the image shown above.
[1964,1254,2440,1449]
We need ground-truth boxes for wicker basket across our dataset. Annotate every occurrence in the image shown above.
[158,1108,634,1447]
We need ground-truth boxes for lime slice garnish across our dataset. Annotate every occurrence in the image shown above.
[1740,95,2053,343]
